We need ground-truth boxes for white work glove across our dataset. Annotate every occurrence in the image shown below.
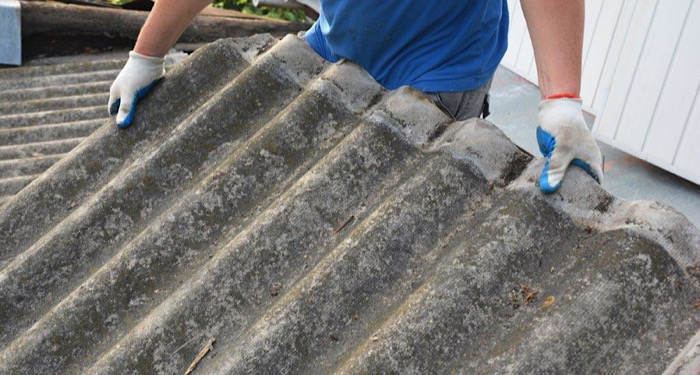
[536,97,603,193]
[108,51,165,128]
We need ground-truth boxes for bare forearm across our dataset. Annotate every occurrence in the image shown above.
[133,0,212,57]
[521,0,584,98]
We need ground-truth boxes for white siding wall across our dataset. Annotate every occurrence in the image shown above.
[502,0,700,185]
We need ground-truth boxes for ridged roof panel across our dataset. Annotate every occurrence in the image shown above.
[0,51,187,206]
[0,54,121,205]
[0,34,698,375]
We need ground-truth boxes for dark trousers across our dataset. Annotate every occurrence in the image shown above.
[425,79,492,121]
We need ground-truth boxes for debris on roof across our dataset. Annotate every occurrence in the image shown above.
[0,34,698,375]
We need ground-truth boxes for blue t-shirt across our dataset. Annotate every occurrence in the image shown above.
[305,1,509,92]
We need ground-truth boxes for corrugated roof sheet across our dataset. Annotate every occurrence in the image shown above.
[0,34,699,375]
[0,53,120,205]
[0,51,187,206]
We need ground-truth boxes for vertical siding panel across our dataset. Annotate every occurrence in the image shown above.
[593,0,659,141]
[503,0,525,68]
[644,0,700,165]
[672,88,700,185]
[591,0,637,112]
[581,0,604,75]
[581,0,625,108]
[614,0,692,152]
[514,19,535,79]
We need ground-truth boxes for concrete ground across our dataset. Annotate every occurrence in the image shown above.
[489,66,700,228]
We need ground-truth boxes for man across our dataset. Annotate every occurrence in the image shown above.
[108,0,603,194]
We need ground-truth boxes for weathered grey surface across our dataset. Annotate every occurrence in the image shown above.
[0,34,698,375]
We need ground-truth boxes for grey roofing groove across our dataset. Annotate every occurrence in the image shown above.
[0,34,698,375]
[0,81,112,102]
[0,138,84,161]
[0,105,105,128]
[0,93,110,115]
[0,153,64,178]
[0,58,126,79]
[0,69,120,91]
[0,120,102,146]
[0,174,37,196]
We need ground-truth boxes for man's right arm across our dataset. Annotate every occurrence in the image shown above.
[108,0,212,128]
[521,0,604,193]
[133,0,213,58]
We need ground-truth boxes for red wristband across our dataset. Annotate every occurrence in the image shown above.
[547,93,581,100]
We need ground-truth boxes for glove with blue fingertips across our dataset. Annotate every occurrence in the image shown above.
[108,51,165,128]
[536,94,603,194]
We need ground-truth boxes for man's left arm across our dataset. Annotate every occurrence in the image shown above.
[521,0,603,193]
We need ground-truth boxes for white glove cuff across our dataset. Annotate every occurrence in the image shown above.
[128,50,166,64]
[538,98,585,131]
[125,51,166,78]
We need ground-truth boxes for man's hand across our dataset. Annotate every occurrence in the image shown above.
[107,0,212,128]
[536,97,603,193]
[108,51,165,128]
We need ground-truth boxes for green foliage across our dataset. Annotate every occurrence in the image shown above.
[211,0,307,23]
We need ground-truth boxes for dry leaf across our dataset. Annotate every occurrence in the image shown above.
[541,296,555,308]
